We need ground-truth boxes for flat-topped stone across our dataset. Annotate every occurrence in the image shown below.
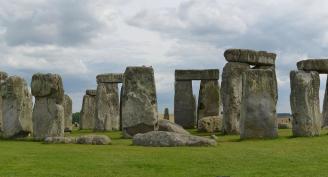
[297,59,328,73]
[224,49,276,66]
[86,89,97,96]
[175,69,219,81]
[96,73,123,83]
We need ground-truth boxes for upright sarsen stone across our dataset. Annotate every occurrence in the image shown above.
[1,76,33,138]
[0,71,8,132]
[174,80,196,128]
[221,62,249,134]
[63,95,72,132]
[197,80,220,122]
[164,108,170,120]
[290,70,321,136]
[121,66,158,138]
[80,90,96,130]
[31,73,64,140]
[323,76,328,127]
[240,69,278,139]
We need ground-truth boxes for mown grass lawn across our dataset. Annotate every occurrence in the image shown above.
[0,129,328,177]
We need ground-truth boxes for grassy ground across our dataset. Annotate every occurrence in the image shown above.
[0,129,328,177]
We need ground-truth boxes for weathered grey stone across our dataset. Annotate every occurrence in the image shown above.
[323,76,328,127]
[44,136,76,144]
[86,89,97,96]
[63,95,72,132]
[96,73,124,83]
[32,73,65,140]
[132,131,217,147]
[1,76,33,138]
[290,70,321,136]
[221,62,250,134]
[119,85,123,131]
[297,59,328,73]
[157,119,190,135]
[224,49,276,66]
[76,135,111,145]
[197,116,222,133]
[121,66,158,138]
[174,80,196,128]
[80,93,96,130]
[95,83,120,131]
[210,134,218,140]
[240,69,278,139]
[0,71,8,132]
[197,80,220,122]
[164,108,169,120]
[175,69,220,81]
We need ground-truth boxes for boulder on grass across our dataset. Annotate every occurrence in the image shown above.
[198,116,222,133]
[44,136,76,144]
[158,119,190,135]
[76,135,111,145]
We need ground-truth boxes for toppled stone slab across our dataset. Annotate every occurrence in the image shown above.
[1,76,33,138]
[86,89,97,96]
[297,59,328,73]
[122,66,158,138]
[63,95,73,132]
[198,116,222,133]
[175,69,219,81]
[240,69,278,139]
[197,80,220,121]
[80,92,96,130]
[96,73,123,83]
[76,135,111,145]
[133,131,217,147]
[290,70,321,136]
[224,49,276,66]
[174,80,196,128]
[158,119,190,135]
[44,136,76,144]
[0,71,8,132]
[221,62,250,134]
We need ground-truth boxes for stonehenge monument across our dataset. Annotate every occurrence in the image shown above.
[0,71,8,132]
[121,66,158,138]
[174,69,220,128]
[31,73,65,140]
[63,94,73,132]
[1,76,33,138]
[94,73,122,131]
[80,90,97,130]
[164,108,169,120]
[222,49,277,137]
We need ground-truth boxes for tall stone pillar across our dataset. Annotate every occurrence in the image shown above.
[164,108,170,120]
[197,80,220,123]
[63,94,73,132]
[121,66,158,138]
[322,76,328,127]
[80,90,96,130]
[240,69,278,139]
[31,73,65,140]
[290,70,321,136]
[221,62,249,134]
[0,71,8,132]
[1,76,33,138]
[174,80,195,128]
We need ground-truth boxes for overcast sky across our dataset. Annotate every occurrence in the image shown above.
[1,0,328,113]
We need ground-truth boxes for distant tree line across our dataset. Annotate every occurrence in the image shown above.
[72,112,80,124]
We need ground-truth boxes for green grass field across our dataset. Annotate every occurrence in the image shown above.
[1,129,328,177]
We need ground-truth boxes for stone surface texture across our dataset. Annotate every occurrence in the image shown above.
[175,69,220,80]
[157,119,190,135]
[240,69,278,139]
[224,49,276,65]
[121,66,158,138]
[197,80,220,121]
[96,73,124,83]
[76,135,111,145]
[323,76,328,127]
[44,136,76,144]
[0,71,8,132]
[297,59,328,73]
[290,70,321,136]
[197,116,222,133]
[63,95,73,132]
[80,92,96,130]
[1,76,33,138]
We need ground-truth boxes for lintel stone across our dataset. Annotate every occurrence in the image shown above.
[96,73,124,83]
[86,89,97,96]
[297,59,328,73]
[224,49,276,66]
[175,69,219,81]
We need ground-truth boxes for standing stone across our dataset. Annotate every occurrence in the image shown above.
[121,66,158,138]
[164,108,170,120]
[95,83,119,131]
[80,90,96,130]
[323,76,328,127]
[290,70,321,136]
[31,73,64,140]
[174,80,196,128]
[0,71,8,132]
[1,76,33,138]
[240,69,277,139]
[119,85,123,131]
[221,62,249,134]
[63,94,73,132]
[197,80,220,123]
